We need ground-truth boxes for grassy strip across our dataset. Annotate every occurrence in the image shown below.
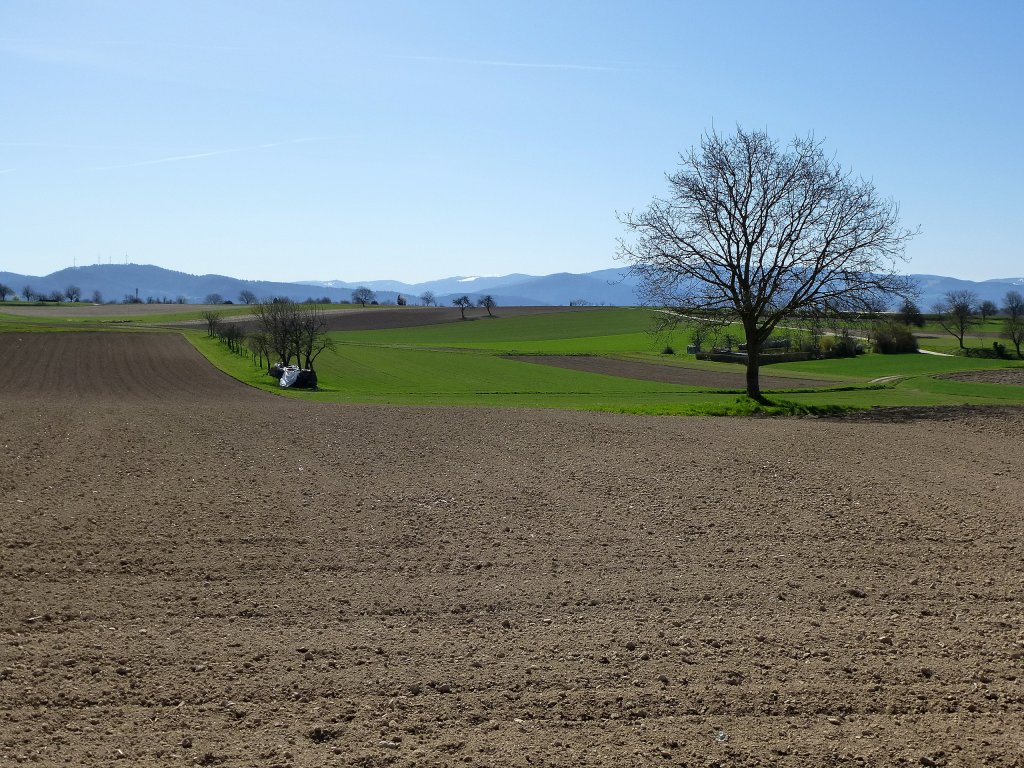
[187,329,1024,414]
[0,312,170,334]
[773,351,1021,379]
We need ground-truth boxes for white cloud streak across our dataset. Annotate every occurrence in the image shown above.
[393,54,630,72]
[81,136,333,172]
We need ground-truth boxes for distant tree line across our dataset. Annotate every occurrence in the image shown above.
[930,289,1024,358]
[0,281,503,310]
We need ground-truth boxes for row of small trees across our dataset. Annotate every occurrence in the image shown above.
[0,284,187,304]
[0,284,329,306]
[0,281,501,315]
[452,294,497,319]
[0,282,246,305]
[0,283,96,303]
[203,299,336,373]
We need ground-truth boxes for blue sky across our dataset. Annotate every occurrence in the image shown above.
[2,0,1021,283]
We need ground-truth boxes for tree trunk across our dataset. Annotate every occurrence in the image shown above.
[745,344,763,401]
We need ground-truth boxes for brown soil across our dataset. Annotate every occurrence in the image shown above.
[0,304,227,318]
[2,333,1022,767]
[937,368,1024,386]
[1,302,597,329]
[0,333,262,404]
[159,306,601,333]
[511,355,835,391]
[317,306,600,332]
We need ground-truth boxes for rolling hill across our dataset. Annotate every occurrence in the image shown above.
[1,263,1020,309]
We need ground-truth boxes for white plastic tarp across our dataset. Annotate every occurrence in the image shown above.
[279,366,300,388]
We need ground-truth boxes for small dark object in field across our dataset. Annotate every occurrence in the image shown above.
[662,345,674,355]
[293,369,317,389]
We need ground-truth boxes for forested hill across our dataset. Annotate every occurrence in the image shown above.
[1,263,1020,308]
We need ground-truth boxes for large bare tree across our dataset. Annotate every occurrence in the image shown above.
[618,128,916,400]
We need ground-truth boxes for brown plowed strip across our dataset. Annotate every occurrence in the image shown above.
[1,333,1023,765]
[0,332,265,403]
[0,303,222,317]
[164,305,602,332]
[936,367,1024,385]
[511,354,835,389]
[320,306,599,331]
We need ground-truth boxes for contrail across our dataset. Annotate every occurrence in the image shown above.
[82,136,332,172]
[392,54,629,72]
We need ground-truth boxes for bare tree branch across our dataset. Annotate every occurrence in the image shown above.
[618,127,917,400]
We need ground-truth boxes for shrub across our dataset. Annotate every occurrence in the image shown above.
[959,343,1009,359]
[834,335,861,357]
[661,345,675,355]
[874,321,919,354]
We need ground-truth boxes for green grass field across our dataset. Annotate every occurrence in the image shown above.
[4,305,1023,415]
[186,307,1024,415]
[773,351,1014,379]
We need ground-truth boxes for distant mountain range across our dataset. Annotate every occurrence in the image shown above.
[303,268,637,307]
[0,263,1021,309]
[0,264,639,307]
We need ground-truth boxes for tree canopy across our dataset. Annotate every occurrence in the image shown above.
[252,299,335,371]
[351,287,375,307]
[933,290,977,349]
[477,294,497,317]
[618,127,916,399]
[452,295,472,319]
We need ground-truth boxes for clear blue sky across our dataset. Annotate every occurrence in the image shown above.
[2,0,1021,283]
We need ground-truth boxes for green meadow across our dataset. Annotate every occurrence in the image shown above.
[187,308,1024,415]
[3,304,1022,415]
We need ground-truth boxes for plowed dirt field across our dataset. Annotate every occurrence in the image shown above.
[938,368,1024,386]
[157,306,602,333]
[509,355,833,391]
[1,333,1022,767]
